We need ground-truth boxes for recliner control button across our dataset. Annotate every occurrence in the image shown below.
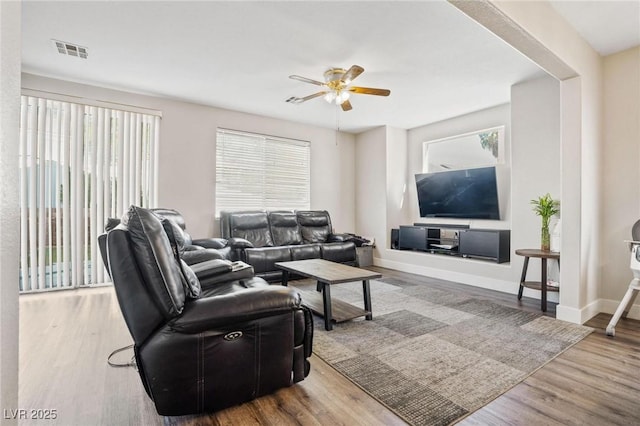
[224,331,243,341]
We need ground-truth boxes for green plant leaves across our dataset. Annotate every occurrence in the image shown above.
[530,193,560,219]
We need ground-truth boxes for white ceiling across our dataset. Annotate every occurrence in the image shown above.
[21,1,640,134]
[550,0,640,56]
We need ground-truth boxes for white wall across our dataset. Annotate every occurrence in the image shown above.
[455,0,604,323]
[385,126,410,242]
[354,125,410,255]
[363,84,562,299]
[0,1,20,421]
[406,104,511,229]
[355,126,387,257]
[379,104,517,293]
[600,47,640,317]
[356,87,560,301]
[21,73,356,237]
[511,75,561,295]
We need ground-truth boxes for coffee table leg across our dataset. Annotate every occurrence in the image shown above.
[321,281,333,331]
[363,280,372,320]
[281,271,289,286]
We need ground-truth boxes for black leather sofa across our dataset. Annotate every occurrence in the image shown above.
[220,210,357,282]
[99,206,313,415]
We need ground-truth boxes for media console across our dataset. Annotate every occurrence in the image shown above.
[395,224,510,263]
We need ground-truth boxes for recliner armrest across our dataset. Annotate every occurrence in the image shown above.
[327,233,351,243]
[192,237,228,250]
[169,286,301,333]
[182,248,224,265]
[189,259,233,278]
[228,237,254,249]
[198,267,255,289]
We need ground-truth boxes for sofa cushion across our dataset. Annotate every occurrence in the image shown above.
[228,211,274,248]
[179,260,202,299]
[269,211,303,246]
[161,218,202,299]
[122,206,186,318]
[152,208,193,246]
[290,244,321,261]
[244,246,291,274]
[161,218,187,256]
[320,241,357,264]
[297,210,332,243]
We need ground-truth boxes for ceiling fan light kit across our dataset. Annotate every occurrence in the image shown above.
[286,64,390,111]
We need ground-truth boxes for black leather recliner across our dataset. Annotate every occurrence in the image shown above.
[150,208,233,265]
[219,210,357,282]
[100,206,313,416]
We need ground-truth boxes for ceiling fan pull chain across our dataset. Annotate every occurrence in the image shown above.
[335,104,340,146]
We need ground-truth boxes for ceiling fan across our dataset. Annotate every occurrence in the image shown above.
[286,65,390,111]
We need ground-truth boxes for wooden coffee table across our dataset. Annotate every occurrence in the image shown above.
[275,259,382,331]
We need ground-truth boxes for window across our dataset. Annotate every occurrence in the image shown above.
[423,126,505,172]
[19,95,160,292]
[215,129,310,215]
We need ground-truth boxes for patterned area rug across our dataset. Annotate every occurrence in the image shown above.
[298,277,593,426]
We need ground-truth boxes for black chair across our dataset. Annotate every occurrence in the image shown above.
[151,208,233,264]
[100,206,313,415]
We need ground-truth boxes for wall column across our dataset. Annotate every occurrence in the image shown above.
[0,0,21,421]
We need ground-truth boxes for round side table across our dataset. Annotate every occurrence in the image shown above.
[515,248,560,312]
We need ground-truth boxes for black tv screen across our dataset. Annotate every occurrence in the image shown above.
[415,166,500,219]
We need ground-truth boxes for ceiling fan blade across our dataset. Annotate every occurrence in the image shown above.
[348,86,391,96]
[300,91,327,101]
[289,75,326,86]
[341,65,364,84]
[341,99,353,111]
[286,91,327,104]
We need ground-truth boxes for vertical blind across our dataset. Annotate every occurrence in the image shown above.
[19,96,160,292]
[215,128,310,215]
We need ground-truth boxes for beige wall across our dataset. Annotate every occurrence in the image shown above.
[601,47,640,315]
[510,75,561,296]
[21,73,356,238]
[355,126,388,256]
[369,79,562,297]
[0,0,21,419]
[465,0,604,323]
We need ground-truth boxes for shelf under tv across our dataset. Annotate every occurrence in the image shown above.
[396,224,510,264]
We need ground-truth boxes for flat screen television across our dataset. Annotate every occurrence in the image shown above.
[415,166,500,219]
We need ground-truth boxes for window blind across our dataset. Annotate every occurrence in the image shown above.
[18,96,159,292]
[215,129,310,215]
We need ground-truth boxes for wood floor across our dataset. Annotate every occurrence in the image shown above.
[18,267,640,425]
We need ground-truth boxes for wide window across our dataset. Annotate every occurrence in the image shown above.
[215,128,310,215]
[19,95,160,292]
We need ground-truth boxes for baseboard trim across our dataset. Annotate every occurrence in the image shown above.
[556,298,640,324]
[374,256,516,296]
[598,298,640,320]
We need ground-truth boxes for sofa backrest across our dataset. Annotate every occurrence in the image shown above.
[151,208,186,230]
[151,208,193,246]
[220,211,274,247]
[221,210,335,246]
[105,228,168,345]
[269,211,303,246]
[296,210,332,243]
[121,206,187,318]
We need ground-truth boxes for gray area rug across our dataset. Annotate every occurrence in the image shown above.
[297,277,593,426]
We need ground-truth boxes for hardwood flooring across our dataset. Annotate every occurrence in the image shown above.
[18,267,640,425]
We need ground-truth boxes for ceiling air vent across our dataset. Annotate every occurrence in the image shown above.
[52,39,88,59]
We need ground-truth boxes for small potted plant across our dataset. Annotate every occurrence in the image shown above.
[530,193,560,251]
